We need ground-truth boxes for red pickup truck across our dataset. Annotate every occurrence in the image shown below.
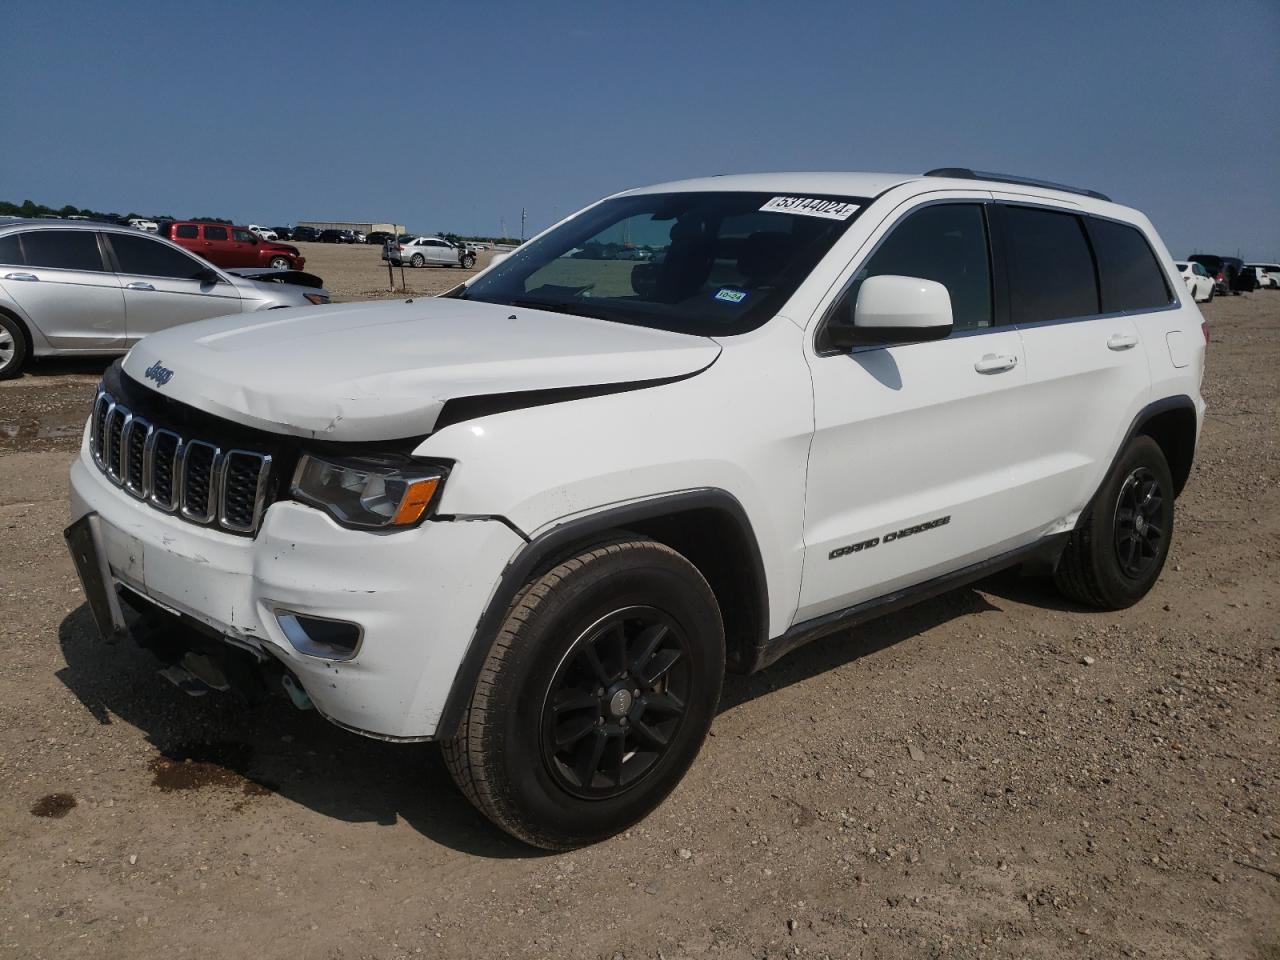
[159,221,305,270]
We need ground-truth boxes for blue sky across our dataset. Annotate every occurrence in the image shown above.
[3,0,1278,257]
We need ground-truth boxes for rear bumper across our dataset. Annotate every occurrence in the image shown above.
[68,443,523,739]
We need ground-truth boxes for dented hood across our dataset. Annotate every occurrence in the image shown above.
[121,298,720,441]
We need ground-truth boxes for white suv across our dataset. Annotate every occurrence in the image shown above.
[66,168,1206,848]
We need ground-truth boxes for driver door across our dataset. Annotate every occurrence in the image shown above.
[796,200,1032,623]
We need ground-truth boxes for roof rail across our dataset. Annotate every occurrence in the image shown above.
[923,167,1112,203]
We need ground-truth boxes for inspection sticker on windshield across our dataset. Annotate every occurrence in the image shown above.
[714,288,748,304]
[760,196,860,220]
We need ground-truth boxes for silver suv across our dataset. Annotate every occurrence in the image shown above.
[0,220,331,379]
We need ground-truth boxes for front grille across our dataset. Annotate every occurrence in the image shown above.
[89,388,273,535]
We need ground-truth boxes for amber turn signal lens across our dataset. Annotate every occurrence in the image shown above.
[392,477,441,526]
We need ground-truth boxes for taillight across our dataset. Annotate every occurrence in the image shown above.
[1216,272,1224,281]
[1201,322,1210,344]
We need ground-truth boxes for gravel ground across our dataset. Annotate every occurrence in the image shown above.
[0,269,1276,960]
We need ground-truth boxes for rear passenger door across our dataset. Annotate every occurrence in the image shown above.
[199,224,236,266]
[0,229,125,349]
[989,201,1156,530]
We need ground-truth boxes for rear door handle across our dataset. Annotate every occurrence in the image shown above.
[974,353,1019,374]
[1107,333,1139,351]
[125,282,156,291]
[3,272,38,282]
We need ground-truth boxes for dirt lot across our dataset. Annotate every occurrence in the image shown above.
[293,240,496,302]
[0,271,1276,959]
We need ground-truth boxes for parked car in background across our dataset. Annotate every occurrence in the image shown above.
[1175,261,1215,302]
[127,219,159,233]
[247,225,278,241]
[384,235,477,268]
[292,226,319,242]
[1245,263,1279,289]
[1231,259,1258,293]
[270,226,293,241]
[0,219,329,378]
[1187,254,1241,296]
[318,229,356,244]
[353,231,367,244]
[159,221,306,270]
[365,231,396,247]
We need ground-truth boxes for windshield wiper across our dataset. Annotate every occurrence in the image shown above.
[509,298,610,322]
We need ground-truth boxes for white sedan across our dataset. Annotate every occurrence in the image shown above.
[1175,261,1215,302]
[384,236,477,269]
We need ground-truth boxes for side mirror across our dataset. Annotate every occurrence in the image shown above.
[195,267,221,285]
[827,274,953,349]
[488,252,510,268]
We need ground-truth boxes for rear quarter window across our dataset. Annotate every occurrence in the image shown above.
[175,224,199,239]
[1086,218,1172,312]
[0,234,22,265]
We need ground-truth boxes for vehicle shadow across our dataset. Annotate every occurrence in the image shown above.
[20,357,115,379]
[54,576,1013,859]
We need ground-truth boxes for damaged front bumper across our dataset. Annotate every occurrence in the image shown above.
[67,443,524,740]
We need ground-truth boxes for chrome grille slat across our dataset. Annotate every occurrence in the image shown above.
[122,416,151,498]
[88,387,271,535]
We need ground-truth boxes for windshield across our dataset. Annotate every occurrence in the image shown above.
[459,191,868,335]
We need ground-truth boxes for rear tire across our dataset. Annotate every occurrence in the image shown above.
[1054,435,1174,610]
[410,253,425,268]
[0,313,28,380]
[442,538,724,849]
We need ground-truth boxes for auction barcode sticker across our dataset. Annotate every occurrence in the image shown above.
[760,196,860,220]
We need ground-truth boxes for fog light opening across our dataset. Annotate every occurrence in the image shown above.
[276,611,363,661]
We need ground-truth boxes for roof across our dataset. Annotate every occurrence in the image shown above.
[618,169,1124,211]
[621,171,915,199]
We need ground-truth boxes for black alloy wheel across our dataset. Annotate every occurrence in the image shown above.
[1113,467,1165,579]
[540,605,691,800]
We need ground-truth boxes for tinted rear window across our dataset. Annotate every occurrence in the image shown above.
[0,234,22,265]
[20,230,106,271]
[203,225,228,241]
[999,206,1098,324]
[1087,218,1171,312]
[175,224,199,239]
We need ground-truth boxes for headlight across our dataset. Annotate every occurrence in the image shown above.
[290,454,447,529]
[303,293,330,305]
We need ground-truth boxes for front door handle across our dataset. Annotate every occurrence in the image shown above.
[1107,333,1139,351]
[974,353,1019,374]
[3,272,38,282]
[125,282,156,291]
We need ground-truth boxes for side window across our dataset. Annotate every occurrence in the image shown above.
[19,230,107,272]
[1086,218,1172,312]
[109,233,209,280]
[232,228,254,243]
[0,234,22,265]
[843,203,993,331]
[203,225,228,242]
[999,206,1098,324]
[175,224,199,239]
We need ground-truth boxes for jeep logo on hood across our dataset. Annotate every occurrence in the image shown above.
[144,361,174,387]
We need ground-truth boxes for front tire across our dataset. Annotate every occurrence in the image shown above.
[442,539,725,849]
[460,253,477,269]
[0,313,28,380]
[1054,435,1174,610]
[269,256,291,270]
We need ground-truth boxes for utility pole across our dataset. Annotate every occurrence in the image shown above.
[520,207,527,243]
[499,217,505,242]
